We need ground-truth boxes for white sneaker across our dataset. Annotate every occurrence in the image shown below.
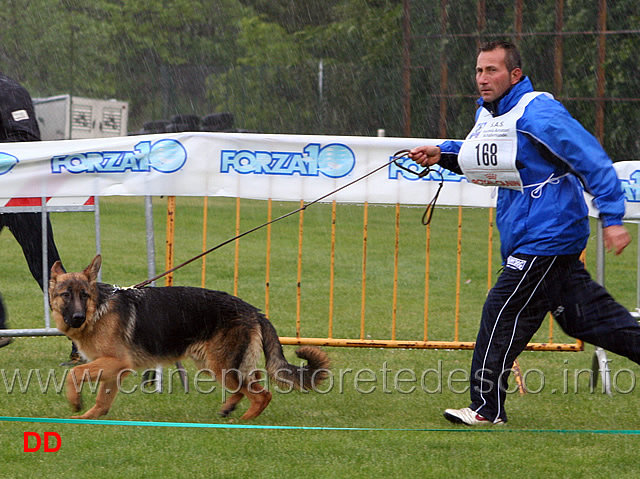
[443,407,504,426]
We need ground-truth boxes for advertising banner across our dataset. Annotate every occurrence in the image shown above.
[0,132,492,207]
[0,132,637,219]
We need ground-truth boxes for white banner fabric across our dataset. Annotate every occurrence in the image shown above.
[0,132,493,207]
[0,132,638,219]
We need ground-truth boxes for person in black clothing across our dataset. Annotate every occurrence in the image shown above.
[0,72,74,359]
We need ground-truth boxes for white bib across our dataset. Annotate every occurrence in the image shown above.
[458,92,552,192]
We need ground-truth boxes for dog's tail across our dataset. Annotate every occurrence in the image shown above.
[259,314,330,391]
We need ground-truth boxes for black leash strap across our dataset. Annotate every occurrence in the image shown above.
[391,149,444,226]
[134,158,396,289]
[134,149,444,289]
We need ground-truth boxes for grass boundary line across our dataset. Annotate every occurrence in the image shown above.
[1,416,639,435]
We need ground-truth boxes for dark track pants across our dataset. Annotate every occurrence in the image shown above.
[0,212,62,329]
[470,253,640,423]
[0,212,62,290]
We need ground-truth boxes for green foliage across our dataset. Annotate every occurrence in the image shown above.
[240,0,341,33]
[206,15,318,134]
[0,1,638,151]
[408,0,640,157]
[207,1,403,135]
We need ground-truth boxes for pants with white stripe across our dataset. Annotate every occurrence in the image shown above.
[470,253,640,423]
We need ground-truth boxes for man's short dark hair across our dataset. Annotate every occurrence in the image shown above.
[478,41,522,72]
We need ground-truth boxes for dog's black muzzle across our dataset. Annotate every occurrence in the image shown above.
[65,313,86,329]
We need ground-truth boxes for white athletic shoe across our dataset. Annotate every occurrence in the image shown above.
[443,407,504,426]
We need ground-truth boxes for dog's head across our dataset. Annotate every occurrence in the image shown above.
[49,254,102,333]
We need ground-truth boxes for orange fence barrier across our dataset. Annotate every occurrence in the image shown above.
[165,198,583,353]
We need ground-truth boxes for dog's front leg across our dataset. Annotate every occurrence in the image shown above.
[66,366,85,413]
[66,358,130,419]
[75,377,122,420]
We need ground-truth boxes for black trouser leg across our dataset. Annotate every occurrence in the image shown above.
[2,212,63,290]
[546,256,640,363]
[470,255,554,423]
[470,253,640,423]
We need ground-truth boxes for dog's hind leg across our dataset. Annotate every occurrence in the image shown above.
[239,384,272,420]
[218,382,271,420]
[215,367,245,418]
[219,391,244,417]
[217,369,271,419]
[236,370,272,420]
[190,356,241,417]
[66,357,131,419]
[227,370,272,420]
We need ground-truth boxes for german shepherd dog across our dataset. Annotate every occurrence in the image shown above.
[49,255,330,420]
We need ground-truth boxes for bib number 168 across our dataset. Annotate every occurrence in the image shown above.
[475,142,498,166]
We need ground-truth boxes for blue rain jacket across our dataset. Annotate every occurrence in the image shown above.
[438,76,625,261]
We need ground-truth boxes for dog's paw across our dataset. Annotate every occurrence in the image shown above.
[71,411,102,420]
[218,404,237,418]
[69,399,83,412]
[70,412,95,419]
[72,405,110,419]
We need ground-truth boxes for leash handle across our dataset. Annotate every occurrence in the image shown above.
[391,149,444,226]
[392,149,430,178]
[421,173,444,226]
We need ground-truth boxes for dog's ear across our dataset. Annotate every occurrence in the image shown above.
[84,254,102,282]
[50,260,65,281]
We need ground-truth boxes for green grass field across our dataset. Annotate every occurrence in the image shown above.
[1,197,640,478]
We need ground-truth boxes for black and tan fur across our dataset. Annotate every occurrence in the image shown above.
[49,255,330,420]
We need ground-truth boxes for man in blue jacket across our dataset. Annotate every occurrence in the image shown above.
[409,41,640,425]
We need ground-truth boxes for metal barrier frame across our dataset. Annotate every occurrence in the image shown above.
[6,198,636,363]
[590,220,640,395]
[179,199,585,352]
[0,197,101,338]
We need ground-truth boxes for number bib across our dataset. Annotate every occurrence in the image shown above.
[458,92,551,192]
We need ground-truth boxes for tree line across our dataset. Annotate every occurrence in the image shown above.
[0,0,637,158]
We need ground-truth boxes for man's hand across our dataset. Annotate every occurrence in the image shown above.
[603,224,631,255]
[409,145,441,167]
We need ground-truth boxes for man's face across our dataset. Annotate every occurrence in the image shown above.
[475,48,522,103]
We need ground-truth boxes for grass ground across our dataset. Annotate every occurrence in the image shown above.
[1,197,639,478]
